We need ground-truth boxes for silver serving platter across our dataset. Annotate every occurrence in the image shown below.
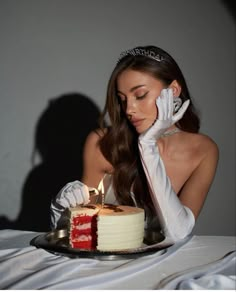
[31,229,171,260]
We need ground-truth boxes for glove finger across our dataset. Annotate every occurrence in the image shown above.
[81,184,90,204]
[61,181,83,206]
[72,180,84,189]
[167,88,174,119]
[62,181,74,192]
[64,192,76,208]
[58,182,75,201]
[71,189,80,207]
[63,180,82,193]
[160,89,168,120]
[173,100,190,122]
[72,181,89,205]
[56,186,69,201]
[156,96,164,120]
[162,88,174,120]
[164,93,169,120]
[73,187,85,205]
[173,97,182,113]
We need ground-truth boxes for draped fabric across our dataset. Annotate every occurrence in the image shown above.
[0,230,235,290]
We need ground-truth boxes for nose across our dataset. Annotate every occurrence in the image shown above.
[126,98,137,116]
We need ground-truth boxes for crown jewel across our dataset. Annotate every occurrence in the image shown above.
[118,48,164,63]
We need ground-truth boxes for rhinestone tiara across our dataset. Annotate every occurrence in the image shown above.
[118,48,164,63]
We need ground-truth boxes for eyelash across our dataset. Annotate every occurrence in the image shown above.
[136,92,148,100]
[119,92,148,103]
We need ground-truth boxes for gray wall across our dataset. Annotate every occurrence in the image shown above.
[0,0,235,235]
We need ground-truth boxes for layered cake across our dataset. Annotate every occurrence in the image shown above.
[69,204,145,251]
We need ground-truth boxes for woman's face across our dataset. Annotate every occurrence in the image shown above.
[117,69,165,134]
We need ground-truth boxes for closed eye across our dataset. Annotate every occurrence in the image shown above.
[136,92,148,100]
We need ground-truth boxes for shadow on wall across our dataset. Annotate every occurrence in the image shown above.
[221,0,236,21]
[0,92,101,232]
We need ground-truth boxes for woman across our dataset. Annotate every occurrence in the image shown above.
[51,45,219,243]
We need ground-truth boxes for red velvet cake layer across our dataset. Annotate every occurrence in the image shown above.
[70,214,98,249]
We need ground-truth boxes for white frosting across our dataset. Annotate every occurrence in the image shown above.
[76,222,91,230]
[97,205,145,251]
[70,206,99,217]
[78,234,92,241]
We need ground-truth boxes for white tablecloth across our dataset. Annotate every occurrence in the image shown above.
[0,229,235,290]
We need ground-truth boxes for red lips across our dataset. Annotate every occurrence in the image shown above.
[131,118,144,127]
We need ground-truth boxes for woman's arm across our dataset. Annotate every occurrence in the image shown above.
[50,130,110,229]
[139,136,218,242]
[138,89,219,243]
[139,139,195,243]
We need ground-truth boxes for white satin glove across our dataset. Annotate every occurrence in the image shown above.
[50,180,90,229]
[139,88,195,243]
[140,88,190,142]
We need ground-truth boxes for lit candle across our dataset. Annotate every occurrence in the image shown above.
[98,179,105,208]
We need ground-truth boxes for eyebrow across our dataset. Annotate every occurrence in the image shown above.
[117,85,146,95]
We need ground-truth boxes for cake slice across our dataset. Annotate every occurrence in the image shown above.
[69,205,99,249]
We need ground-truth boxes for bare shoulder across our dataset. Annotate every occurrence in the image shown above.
[176,132,219,218]
[83,128,108,163]
[193,132,219,159]
[82,128,113,186]
[84,128,104,148]
[183,131,219,177]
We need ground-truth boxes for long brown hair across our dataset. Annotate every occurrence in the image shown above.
[99,46,200,213]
